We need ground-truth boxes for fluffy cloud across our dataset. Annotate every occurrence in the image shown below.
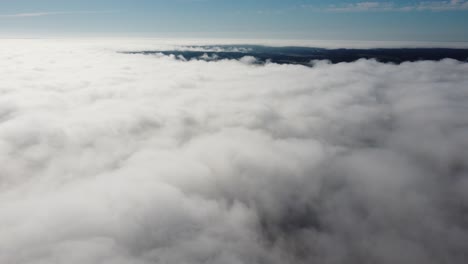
[0,39,467,264]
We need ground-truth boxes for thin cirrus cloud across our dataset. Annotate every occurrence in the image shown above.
[0,10,117,18]
[326,0,468,12]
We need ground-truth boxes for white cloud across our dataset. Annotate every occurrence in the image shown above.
[238,55,258,64]
[0,39,467,264]
[416,0,468,10]
[326,1,468,12]
[0,10,116,18]
[327,2,396,12]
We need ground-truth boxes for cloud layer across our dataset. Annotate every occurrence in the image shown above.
[0,39,468,264]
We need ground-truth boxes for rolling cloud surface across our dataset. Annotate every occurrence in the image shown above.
[0,39,468,264]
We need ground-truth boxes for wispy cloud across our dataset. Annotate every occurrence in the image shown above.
[0,10,116,18]
[326,2,396,12]
[326,1,468,12]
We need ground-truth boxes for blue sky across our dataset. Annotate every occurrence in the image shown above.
[0,0,467,41]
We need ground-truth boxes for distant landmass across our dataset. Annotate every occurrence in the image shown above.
[123,45,468,65]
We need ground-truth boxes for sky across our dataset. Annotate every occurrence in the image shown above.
[0,0,467,42]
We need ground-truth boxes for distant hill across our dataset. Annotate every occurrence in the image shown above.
[123,45,468,65]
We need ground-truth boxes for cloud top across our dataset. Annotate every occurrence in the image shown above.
[0,39,467,264]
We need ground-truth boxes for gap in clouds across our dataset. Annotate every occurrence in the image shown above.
[122,45,468,65]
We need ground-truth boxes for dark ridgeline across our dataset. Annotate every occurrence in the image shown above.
[123,45,468,65]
